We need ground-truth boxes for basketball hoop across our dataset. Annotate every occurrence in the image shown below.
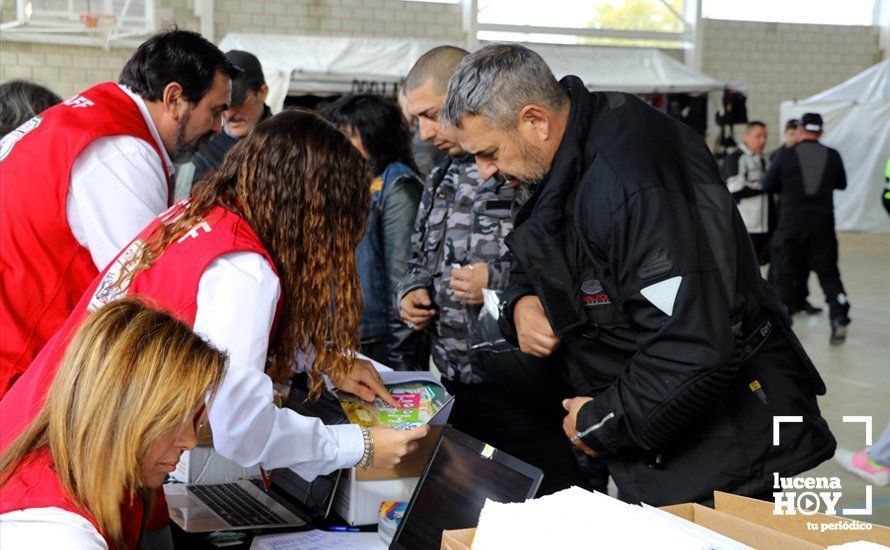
[79,13,116,31]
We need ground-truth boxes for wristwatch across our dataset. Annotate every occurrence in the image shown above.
[357,426,374,469]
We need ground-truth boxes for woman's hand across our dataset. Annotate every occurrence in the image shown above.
[329,358,400,409]
[368,425,431,468]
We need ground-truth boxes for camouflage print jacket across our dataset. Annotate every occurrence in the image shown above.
[394,155,514,384]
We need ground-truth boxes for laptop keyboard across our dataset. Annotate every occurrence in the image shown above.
[188,483,287,527]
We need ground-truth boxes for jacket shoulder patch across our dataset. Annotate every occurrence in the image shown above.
[641,276,682,316]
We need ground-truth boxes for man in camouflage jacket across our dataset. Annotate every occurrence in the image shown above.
[395,45,591,496]
[395,154,513,383]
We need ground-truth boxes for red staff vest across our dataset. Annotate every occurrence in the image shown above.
[0,203,276,547]
[0,82,171,396]
[0,447,143,550]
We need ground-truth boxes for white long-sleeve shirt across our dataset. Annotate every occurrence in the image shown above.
[195,251,364,480]
[68,85,362,479]
[0,508,107,550]
[67,85,173,271]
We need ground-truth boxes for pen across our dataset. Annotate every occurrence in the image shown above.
[328,526,360,532]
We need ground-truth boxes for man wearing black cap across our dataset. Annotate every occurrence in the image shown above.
[762,113,851,344]
[769,118,822,316]
[175,50,271,197]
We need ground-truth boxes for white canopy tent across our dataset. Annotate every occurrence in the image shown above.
[779,60,890,233]
[217,33,725,114]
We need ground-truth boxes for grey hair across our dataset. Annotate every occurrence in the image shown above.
[0,80,62,137]
[441,44,567,129]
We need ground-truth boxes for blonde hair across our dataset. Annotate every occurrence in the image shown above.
[0,299,227,548]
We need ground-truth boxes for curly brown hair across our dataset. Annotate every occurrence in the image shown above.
[127,109,370,398]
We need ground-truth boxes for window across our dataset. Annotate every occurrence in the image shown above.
[475,0,690,47]
[702,0,877,26]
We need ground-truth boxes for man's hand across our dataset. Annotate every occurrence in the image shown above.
[399,288,436,331]
[514,295,561,357]
[329,358,401,409]
[449,262,488,305]
[562,397,601,457]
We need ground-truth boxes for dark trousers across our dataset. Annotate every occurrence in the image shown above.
[771,217,850,320]
[441,377,598,497]
[749,232,772,266]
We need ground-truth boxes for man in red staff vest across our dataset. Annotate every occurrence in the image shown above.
[0,29,239,396]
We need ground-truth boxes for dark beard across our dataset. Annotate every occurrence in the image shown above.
[171,109,214,163]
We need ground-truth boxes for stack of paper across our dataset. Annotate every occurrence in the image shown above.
[471,486,751,550]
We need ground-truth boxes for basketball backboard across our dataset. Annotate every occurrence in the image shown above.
[0,0,156,47]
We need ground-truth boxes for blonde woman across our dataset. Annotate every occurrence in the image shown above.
[0,299,227,549]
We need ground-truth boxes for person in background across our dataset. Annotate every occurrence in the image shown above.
[324,94,425,370]
[883,157,890,216]
[0,80,62,137]
[770,118,800,162]
[443,44,835,505]
[721,121,774,264]
[0,29,238,396]
[174,50,272,200]
[0,299,228,549]
[398,46,590,496]
[762,112,851,345]
[769,118,821,315]
[397,79,447,178]
[835,423,890,487]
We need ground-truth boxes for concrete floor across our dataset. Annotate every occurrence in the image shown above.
[791,232,890,528]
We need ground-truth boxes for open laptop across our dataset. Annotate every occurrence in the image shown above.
[164,376,345,533]
[390,426,544,550]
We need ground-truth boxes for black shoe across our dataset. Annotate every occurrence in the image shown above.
[802,301,823,315]
[830,317,850,346]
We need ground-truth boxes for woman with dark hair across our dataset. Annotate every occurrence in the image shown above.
[2,110,429,543]
[325,94,425,369]
[0,80,62,137]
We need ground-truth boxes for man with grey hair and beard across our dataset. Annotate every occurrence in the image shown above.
[441,43,836,506]
[395,45,590,496]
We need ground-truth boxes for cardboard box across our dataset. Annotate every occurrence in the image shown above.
[713,491,890,547]
[441,528,476,550]
[661,502,820,549]
[440,492,890,549]
[333,425,443,525]
[441,507,811,550]
[332,369,453,526]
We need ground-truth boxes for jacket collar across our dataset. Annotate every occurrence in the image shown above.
[514,75,595,225]
[505,76,600,336]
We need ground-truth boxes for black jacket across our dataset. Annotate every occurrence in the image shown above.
[500,76,835,505]
[193,105,274,184]
[761,139,846,216]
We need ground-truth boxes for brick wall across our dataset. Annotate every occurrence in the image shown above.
[213,0,462,40]
[1,4,882,145]
[1,0,462,98]
[701,18,881,147]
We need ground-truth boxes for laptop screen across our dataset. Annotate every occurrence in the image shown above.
[392,427,543,550]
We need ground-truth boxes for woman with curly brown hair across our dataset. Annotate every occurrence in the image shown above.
[2,109,428,544]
